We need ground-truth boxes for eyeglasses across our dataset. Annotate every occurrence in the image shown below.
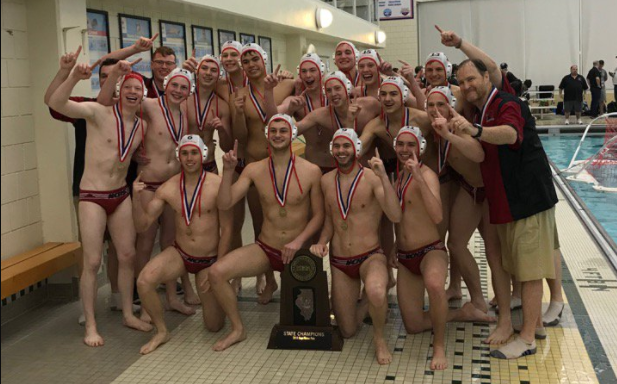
[152,60,176,67]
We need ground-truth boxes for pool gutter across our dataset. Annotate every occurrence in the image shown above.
[550,161,617,273]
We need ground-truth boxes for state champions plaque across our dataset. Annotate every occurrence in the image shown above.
[267,249,343,351]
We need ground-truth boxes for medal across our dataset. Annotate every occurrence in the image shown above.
[269,155,296,216]
[158,96,184,145]
[384,108,410,139]
[437,137,451,174]
[180,168,206,228]
[331,106,358,132]
[112,103,140,162]
[336,166,364,230]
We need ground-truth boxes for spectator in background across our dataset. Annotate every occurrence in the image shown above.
[586,61,601,117]
[500,63,522,96]
[559,65,588,125]
[610,57,617,103]
[598,60,608,114]
[414,65,426,88]
[448,63,459,85]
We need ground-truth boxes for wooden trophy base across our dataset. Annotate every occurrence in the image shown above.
[267,324,344,351]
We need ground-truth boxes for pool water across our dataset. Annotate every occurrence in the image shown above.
[541,135,617,243]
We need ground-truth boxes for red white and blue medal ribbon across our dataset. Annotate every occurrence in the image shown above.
[180,168,206,227]
[332,107,358,131]
[385,108,410,139]
[158,96,183,145]
[479,86,499,126]
[248,82,267,123]
[227,73,249,94]
[396,163,421,211]
[194,90,216,131]
[438,137,451,174]
[113,104,140,163]
[335,166,364,221]
[269,155,295,207]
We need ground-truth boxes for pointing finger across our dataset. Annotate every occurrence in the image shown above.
[150,33,159,42]
[88,58,102,71]
[135,171,143,183]
[192,48,196,58]
[434,25,444,33]
[375,147,380,159]
[130,58,143,66]
[233,139,238,155]
[274,64,281,76]
[448,103,459,116]
[74,45,82,57]
[398,59,410,66]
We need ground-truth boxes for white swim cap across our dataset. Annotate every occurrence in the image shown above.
[115,72,148,100]
[220,40,243,55]
[324,71,353,97]
[264,114,298,141]
[334,41,360,63]
[241,43,269,68]
[393,126,427,156]
[427,86,457,108]
[164,68,196,95]
[358,49,382,67]
[298,53,325,76]
[330,128,362,157]
[380,76,410,102]
[176,134,208,163]
[425,52,452,78]
[197,54,223,78]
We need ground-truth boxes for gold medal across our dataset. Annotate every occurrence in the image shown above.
[279,207,287,217]
[341,221,348,230]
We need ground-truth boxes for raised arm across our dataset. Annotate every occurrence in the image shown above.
[454,102,521,146]
[230,89,248,146]
[263,64,282,121]
[97,59,142,106]
[281,167,325,263]
[296,108,321,135]
[432,106,485,162]
[399,59,426,109]
[436,25,502,89]
[132,173,167,232]
[310,177,334,258]
[47,62,102,120]
[217,140,253,210]
[100,34,158,62]
[44,46,82,104]
[358,118,380,157]
[369,149,402,223]
[407,154,442,224]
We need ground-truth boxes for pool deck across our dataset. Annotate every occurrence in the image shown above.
[2,178,617,384]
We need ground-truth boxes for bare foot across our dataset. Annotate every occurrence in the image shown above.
[140,310,152,324]
[374,338,392,365]
[430,346,448,370]
[459,302,496,323]
[140,331,171,355]
[257,281,278,305]
[483,323,513,345]
[184,289,201,306]
[213,329,247,351]
[231,278,242,295]
[84,325,105,347]
[255,274,266,295]
[168,299,197,315]
[470,297,488,314]
[488,296,497,307]
[123,314,154,332]
[446,286,462,301]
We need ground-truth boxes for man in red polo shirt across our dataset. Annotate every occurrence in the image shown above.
[454,59,559,359]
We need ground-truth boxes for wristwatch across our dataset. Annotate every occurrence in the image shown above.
[472,123,483,138]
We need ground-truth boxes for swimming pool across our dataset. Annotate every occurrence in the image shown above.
[541,135,617,243]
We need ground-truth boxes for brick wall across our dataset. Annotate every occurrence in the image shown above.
[1,0,43,260]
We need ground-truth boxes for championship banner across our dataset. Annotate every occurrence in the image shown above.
[378,0,414,21]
